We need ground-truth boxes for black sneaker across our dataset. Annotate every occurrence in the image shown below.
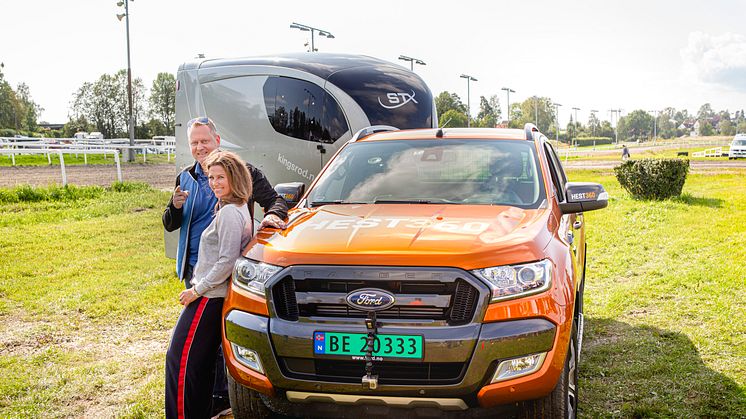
[210,395,232,419]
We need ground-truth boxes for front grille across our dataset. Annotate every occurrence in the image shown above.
[271,273,480,325]
[280,357,466,385]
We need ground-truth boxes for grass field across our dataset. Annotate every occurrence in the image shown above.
[0,172,745,418]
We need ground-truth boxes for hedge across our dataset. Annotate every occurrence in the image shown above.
[614,159,690,200]
[574,137,613,146]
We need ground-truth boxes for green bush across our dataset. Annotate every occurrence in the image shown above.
[0,184,105,204]
[108,181,151,193]
[0,128,17,137]
[574,137,613,146]
[614,159,690,200]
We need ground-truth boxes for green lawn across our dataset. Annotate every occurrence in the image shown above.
[0,173,744,418]
[570,168,746,417]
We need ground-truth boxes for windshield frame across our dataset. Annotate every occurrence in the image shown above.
[305,139,548,209]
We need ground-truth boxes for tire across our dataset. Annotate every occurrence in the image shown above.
[228,374,274,419]
[519,324,578,419]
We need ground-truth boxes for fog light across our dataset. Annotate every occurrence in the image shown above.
[231,343,264,374]
[492,352,547,383]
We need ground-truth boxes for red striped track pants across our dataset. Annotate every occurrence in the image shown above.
[165,297,224,419]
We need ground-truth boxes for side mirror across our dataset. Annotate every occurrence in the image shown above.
[274,182,306,208]
[559,182,608,214]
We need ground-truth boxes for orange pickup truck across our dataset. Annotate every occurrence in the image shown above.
[222,125,607,418]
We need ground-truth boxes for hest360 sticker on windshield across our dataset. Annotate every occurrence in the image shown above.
[299,217,490,234]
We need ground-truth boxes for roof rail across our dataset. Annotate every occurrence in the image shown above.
[349,125,399,142]
[524,123,539,141]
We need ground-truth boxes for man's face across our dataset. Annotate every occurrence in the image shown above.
[189,124,220,164]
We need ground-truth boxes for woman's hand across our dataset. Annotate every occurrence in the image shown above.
[179,287,200,306]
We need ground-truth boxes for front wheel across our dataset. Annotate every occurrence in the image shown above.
[519,323,578,419]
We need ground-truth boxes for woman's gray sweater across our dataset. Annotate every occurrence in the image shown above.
[191,203,253,298]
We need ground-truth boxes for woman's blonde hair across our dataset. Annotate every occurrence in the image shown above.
[204,150,252,205]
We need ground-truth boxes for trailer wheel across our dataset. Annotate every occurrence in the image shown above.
[519,322,578,419]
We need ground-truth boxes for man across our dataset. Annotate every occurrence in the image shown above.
[622,144,631,160]
[162,116,287,418]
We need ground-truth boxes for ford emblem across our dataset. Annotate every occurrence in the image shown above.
[345,288,395,312]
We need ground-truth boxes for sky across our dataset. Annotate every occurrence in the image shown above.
[2,0,746,127]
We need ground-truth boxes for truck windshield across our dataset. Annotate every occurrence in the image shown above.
[307,140,546,208]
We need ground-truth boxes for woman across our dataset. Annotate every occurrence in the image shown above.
[165,150,253,419]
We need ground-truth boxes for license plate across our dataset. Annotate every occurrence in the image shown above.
[313,332,423,359]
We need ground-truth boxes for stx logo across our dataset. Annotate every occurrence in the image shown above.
[378,91,418,109]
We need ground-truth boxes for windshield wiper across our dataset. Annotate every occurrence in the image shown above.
[374,199,437,204]
[308,200,367,207]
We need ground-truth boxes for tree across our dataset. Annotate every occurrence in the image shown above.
[434,91,466,123]
[474,95,501,127]
[149,72,176,135]
[511,97,555,133]
[15,83,43,131]
[69,70,146,138]
[439,109,468,128]
[699,121,714,136]
[697,103,714,121]
[719,119,735,136]
[587,112,600,137]
[618,109,654,141]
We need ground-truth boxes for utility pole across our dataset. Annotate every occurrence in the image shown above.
[501,87,515,126]
[460,74,477,128]
[649,109,658,144]
[553,103,562,144]
[116,0,135,161]
[572,107,580,146]
[398,55,426,72]
[590,109,599,137]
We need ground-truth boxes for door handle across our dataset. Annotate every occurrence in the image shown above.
[573,220,583,230]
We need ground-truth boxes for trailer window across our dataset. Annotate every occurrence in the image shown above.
[264,77,349,143]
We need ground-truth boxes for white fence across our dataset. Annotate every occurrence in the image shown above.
[0,137,176,186]
[691,147,724,158]
[0,148,122,186]
[0,137,176,164]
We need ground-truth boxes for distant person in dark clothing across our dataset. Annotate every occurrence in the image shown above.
[621,144,631,160]
[162,116,287,418]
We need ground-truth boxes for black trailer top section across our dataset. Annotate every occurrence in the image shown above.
[194,53,405,80]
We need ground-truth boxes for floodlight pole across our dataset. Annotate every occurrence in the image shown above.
[398,55,426,72]
[125,0,134,162]
[290,22,334,52]
[460,74,477,128]
[554,103,562,144]
[572,107,580,145]
[502,87,515,126]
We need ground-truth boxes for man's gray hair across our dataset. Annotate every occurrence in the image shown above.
[186,117,218,140]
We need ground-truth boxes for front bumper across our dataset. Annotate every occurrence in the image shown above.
[224,309,559,406]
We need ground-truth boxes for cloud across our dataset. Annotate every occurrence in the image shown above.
[681,31,746,91]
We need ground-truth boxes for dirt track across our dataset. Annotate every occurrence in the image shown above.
[1,159,744,190]
[0,163,178,189]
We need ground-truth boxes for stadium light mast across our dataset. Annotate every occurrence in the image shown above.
[289,22,334,52]
[116,0,135,161]
[398,55,426,72]
[460,74,478,127]
[501,87,515,126]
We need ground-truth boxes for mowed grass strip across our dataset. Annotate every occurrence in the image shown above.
[0,184,180,418]
[1,172,745,418]
[569,168,746,417]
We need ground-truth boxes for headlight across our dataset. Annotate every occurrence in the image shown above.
[232,258,282,296]
[472,260,552,302]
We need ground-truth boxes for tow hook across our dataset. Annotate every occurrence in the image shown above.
[362,311,379,390]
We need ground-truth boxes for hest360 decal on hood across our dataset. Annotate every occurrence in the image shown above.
[247,204,554,268]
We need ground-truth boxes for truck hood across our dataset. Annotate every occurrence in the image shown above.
[246,204,554,270]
